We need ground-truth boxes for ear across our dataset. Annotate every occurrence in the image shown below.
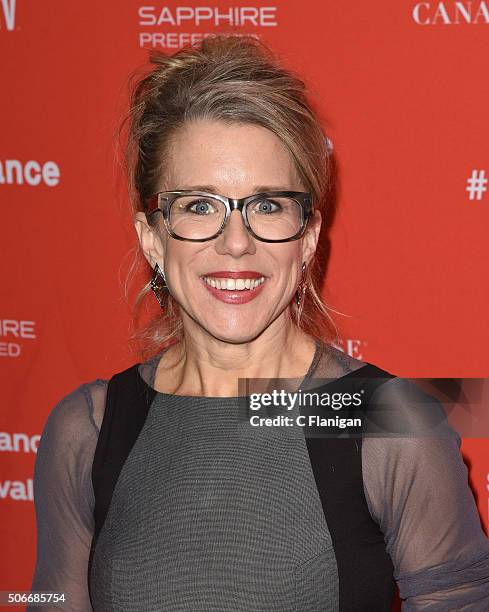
[134,212,165,268]
[301,210,322,266]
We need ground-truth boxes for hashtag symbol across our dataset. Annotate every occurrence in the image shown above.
[466,169,487,201]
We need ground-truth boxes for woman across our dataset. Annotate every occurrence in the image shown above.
[30,35,489,611]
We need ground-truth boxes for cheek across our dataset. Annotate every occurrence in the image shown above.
[268,244,302,279]
[165,243,199,279]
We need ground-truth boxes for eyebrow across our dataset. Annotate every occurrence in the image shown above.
[174,185,292,194]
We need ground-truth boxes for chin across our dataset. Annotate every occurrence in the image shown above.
[199,319,266,345]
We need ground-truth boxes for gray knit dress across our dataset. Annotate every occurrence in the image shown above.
[89,389,338,611]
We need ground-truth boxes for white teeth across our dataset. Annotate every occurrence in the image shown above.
[202,276,265,291]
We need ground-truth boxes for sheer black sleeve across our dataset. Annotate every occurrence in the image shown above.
[362,377,489,610]
[28,380,107,611]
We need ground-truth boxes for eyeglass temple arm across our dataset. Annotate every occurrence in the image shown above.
[146,195,160,216]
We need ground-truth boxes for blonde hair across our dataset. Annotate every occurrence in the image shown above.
[119,34,339,359]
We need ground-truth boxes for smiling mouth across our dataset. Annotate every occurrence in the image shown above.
[202,276,266,291]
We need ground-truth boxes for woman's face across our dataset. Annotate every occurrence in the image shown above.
[135,119,321,344]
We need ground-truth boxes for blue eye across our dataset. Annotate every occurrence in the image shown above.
[188,200,215,215]
[254,199,281,214]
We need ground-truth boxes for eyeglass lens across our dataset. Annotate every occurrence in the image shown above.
[168,194,303,240]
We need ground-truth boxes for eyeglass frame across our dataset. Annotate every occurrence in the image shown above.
[145,190,315,243]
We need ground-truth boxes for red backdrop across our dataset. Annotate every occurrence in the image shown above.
[1,1,488,607]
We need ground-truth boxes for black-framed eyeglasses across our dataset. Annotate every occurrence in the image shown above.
[145,190,314,243]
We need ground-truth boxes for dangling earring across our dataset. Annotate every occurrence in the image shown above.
[295,262,307,319]
[150,262,167,308]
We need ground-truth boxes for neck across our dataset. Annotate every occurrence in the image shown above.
[154,316,320,396]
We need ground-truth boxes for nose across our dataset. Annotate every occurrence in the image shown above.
[214,209,256,257]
